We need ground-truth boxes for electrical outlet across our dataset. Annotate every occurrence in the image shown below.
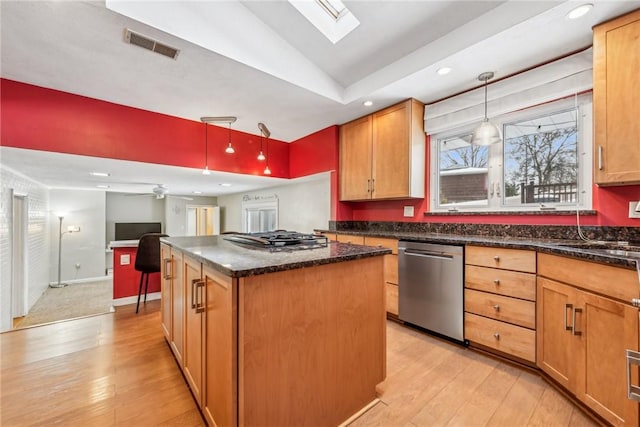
[629,201,640,219]
[120,254,131,265]
[403,206,415,217]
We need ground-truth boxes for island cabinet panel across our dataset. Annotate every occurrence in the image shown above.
[160,243,184,367]
[183,255,205,408]
[339,98,424,201]
[238,256,386,427]
[203,265,237,427]
[537,254,639,427]
[593,9,640,185]
[160,244,171,341]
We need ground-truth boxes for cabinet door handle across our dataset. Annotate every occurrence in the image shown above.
[367,179,371,193]
[191,278,199,309]
[564,303,573,331]
[371,178,375,194]
[572,307,582,336]
[493,332,500,340]
[493,279,500,285]
[493,255,500,262]
[163,258,172,280]
[493,304,500,311]
[195,279,206,314]
[626,350,640,401]
[598,145,603,170]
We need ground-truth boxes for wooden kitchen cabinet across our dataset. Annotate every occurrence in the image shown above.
[364,236,399,316]
[593,9,640,185]
[183,255,205,408]
[336,233,365,245]
[202,264,237,427]
[339,98,425,201]
[537,253,639,426]
[464,245,537,363]
[160,243,184,367]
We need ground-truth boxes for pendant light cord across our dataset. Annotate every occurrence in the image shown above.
[205,123,208,166]
[483,80,488,120]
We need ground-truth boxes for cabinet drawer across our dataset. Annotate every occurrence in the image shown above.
[319,232,337,241]
[465,313,536,362]
[336,234,365,245]
[466,246,536,273]
[383,254,398,285]
[465,265,536,301]
[364,236,398,254]
[385,283,398,316]
[465,289,535,329]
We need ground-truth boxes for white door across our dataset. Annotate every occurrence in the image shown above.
[12,193,28,319]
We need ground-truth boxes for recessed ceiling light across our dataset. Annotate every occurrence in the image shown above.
[363,100,373,107]
[90,172,110,177]
[437,67,452,76]
[192,190,202,194]
[566,4,593,20]
[219,183,232,187]
[96,185,110,189]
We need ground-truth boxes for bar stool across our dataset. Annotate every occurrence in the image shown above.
[135,232,168,313]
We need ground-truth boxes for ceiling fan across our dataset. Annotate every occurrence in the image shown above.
[122,183,193,201]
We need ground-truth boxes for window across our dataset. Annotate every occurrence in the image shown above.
[431,94,592,212]
[242,195,278,233]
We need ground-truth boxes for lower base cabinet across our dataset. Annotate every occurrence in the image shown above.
[538,254,639,427]
[183,256,205,407]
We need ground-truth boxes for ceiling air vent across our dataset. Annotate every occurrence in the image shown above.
[124,29,180,60]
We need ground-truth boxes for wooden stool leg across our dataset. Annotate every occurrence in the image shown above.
[136,272,145,314]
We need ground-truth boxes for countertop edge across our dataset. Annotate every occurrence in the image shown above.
[315,229,639,270]
[161,237,391,278]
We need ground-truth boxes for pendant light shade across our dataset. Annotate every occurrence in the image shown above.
[471,72,502,146]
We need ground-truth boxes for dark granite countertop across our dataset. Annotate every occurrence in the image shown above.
[316,229,640,272]
[161,235,391,278]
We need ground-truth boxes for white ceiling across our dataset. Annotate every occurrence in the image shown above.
[1,0,639,197]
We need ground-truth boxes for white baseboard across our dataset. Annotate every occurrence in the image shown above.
[48,275,112,286]
[113,292,161,307]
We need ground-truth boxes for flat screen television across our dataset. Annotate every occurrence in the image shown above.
[115,222,162,241]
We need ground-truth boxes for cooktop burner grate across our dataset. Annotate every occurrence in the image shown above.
[223,230,329,251]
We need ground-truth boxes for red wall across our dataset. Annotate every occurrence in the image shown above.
[112,247,160,299]
[3,78,638,227]
[1,79,290,178]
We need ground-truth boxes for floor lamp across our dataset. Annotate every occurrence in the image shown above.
[50,215,79,288]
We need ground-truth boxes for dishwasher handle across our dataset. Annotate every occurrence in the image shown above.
[402,248,455,260]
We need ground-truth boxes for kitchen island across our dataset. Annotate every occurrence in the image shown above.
[159,235,390,427]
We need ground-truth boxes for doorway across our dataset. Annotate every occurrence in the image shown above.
[11,192,28,323]
[186,206,220,236]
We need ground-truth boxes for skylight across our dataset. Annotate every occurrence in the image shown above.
[288,0,360,44]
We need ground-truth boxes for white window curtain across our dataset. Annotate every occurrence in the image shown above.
[424,48,593,135]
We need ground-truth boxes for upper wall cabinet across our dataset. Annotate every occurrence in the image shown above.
[340,99,425,201]
[593,9,640,185]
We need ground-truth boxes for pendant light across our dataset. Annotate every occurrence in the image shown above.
[257,122,270,162]
[225,120,236,154]
[263,134,271,175]
[471,71,502,146]
[200,117,238,167]
[202,121,211,175]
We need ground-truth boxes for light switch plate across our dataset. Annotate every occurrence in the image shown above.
[120,254,131,265]
[403,206,414,217]
[629,201,640,219]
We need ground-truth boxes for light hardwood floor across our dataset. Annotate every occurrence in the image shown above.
[1,303,597,427]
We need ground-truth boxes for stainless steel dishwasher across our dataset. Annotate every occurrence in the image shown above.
[398,241,464,343]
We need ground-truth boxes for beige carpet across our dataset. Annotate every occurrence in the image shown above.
[14,279,114,328]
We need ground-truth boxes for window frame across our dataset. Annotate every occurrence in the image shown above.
[430,94,593,213]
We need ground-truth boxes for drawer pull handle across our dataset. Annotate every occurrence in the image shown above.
[493,279,500,285]
[493,304,500,311]
[626,350,640,401]
[493,256,500,262]
[493,333,500,340]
